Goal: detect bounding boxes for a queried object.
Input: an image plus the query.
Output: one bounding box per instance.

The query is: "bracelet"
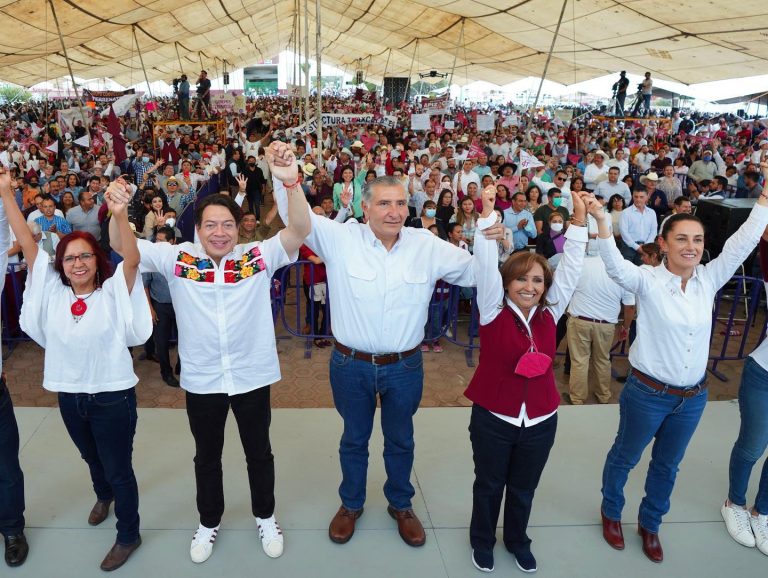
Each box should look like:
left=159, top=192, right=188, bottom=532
left=570, top=218, right=586, bottom=226
left=283, top=178, right=302, bottom=189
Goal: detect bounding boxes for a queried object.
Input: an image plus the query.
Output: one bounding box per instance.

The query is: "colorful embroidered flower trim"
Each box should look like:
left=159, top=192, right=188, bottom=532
left=224, top=246, right=266, bottom=284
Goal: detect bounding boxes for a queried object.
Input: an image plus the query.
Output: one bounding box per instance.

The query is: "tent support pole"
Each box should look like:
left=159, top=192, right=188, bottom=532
left=48, top=0, right=88, bottom=126
left=447, top=19, right=465, bottom=94
left=304, top=0, right=311, bottom=130
left=132, top=26, right=154, bottom=100
left=530, top=0, right=568, bottom=114
left=315, top=0, right=322, bottom=159
left=175, top=42, right=184, bottom=75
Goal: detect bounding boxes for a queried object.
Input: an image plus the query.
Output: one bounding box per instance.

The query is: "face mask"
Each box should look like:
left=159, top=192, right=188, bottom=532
left=550, top=222, right=564, bottom=233
left=233, top=143, right=239, bottom=149
left=703, top=155, right=712, bottom=163
left=142, top=156, right=149, bottom=163
left=248, top=162, right=256, bottom=168
left=425, top=208, right=436, bottom=218
left=165, top=217, right=176, bottom=228
left=552, top=197, right=563, bottom=208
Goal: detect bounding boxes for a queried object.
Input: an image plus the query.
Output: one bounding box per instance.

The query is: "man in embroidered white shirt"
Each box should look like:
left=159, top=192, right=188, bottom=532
left=271, top=146, right=505, bottom=548
left=108, top=143, right=310, bottom=565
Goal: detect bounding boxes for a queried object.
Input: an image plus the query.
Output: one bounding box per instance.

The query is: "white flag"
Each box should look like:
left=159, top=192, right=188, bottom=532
left=73, top=134, right=90, bottom=148
left=519, top=150, right=544, bottom=170
left=45, top=141, right=58, bottom=154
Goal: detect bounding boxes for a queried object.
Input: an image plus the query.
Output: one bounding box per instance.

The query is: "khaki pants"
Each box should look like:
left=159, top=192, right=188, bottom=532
left=567, top=316, right=615, bottom=404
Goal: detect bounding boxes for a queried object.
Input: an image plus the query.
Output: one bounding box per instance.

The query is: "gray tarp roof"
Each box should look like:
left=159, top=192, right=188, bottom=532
left=1, top=0, right=767, bottom=88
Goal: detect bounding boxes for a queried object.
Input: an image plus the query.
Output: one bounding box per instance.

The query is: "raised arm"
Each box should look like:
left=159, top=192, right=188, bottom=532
left=0, top=170, right=37, bottom=266
left=473, top=186, right=505, bottom=325
left=265, top=142, right=311, bottom=257
left=105, top=177, right=140, bottom=293
left=547, top=191, right=590, bottom=321
left=704, top=169, right=768, bottom=290
left=595, top=201, right=650, bottom=295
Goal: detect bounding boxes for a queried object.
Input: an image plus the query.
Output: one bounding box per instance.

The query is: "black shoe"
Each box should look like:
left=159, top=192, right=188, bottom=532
left=162, top=374, right=180, bottom=387
left=471, top=549, right=494, bottom=572
left=5, top=533, right=29, bottom=567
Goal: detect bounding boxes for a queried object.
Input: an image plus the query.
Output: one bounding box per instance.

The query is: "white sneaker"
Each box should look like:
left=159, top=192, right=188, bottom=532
left=256, top=515, right=284, bottom=558
left=751, top=513, right=768, bottom=555
left=190, top=523, right=219, bottom=563
left=721, top=501, right=755, bottom=547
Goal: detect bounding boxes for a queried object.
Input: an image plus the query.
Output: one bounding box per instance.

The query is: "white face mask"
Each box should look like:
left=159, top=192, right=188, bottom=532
left=165, top=217, right=176, bottom=228
left=550, top=222, right=564, bottom=233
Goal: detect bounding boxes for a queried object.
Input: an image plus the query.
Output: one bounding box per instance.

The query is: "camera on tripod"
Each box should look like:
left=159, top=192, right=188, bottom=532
left=172, top=78, right=181, bottom=94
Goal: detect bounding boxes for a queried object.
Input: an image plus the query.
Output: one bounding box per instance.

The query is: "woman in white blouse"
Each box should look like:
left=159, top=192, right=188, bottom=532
left=591, top=173, right=768, bottom=563
left=0, top=172, right=151, bottom=572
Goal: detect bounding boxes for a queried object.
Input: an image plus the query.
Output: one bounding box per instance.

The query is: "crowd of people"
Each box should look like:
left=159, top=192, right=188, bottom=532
left=0, top=85, right=767, bottom=572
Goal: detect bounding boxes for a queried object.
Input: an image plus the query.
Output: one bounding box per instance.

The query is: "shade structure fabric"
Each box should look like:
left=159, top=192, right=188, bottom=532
left=0, top=0, right=767, bottom=88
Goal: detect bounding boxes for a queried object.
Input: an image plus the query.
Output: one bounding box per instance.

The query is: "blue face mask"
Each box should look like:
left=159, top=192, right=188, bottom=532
left=552, top=197, right=563, bottom=208
left=425, top=208, right=436, bottom=218
left=703, top=155, right=712, bottom=163
left=142, top=156, right=149, bottom=163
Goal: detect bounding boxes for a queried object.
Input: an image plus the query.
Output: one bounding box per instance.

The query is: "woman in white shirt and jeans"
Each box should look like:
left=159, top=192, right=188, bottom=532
left=0, top=172, right=151, bottom=572
left=591, top=170, right=768, bottom=563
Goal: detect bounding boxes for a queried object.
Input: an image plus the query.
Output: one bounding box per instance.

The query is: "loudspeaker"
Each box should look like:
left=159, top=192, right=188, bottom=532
left=223, top=72, right=230, bottom=85
left=696, top=198, right=755, bottom=258
left=383, top=77, right=410, bottom=104
left=737, top=109, right=746, bottom=118
left=354, top=70, right=364, bottom=85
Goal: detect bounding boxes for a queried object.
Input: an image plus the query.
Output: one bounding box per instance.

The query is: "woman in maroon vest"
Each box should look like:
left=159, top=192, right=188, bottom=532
left=465, top=185, right=597, bottom=573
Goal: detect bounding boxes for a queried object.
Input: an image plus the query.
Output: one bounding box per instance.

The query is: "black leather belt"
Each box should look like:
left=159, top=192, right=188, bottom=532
left=574, top=315, right=611, bottom=324
left=335, top=342, right=420, bottom=366
left=630, top=367, right=707, bottom=398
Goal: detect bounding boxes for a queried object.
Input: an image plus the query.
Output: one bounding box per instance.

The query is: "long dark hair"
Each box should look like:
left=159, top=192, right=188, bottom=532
left=54, top=231, right=113, bottom=287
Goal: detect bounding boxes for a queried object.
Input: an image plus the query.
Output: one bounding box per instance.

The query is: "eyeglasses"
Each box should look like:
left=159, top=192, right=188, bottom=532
left=168, top=182, right=179, bottom=186
left=63, top=252, right=95, bottom=265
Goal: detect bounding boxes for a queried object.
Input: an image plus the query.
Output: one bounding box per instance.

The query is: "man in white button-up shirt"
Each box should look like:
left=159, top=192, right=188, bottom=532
left=619, top=190, right=657, bottom=265
left=272, top=149, right=504, bottom=547
left=109, top=144, right=310, bottom=564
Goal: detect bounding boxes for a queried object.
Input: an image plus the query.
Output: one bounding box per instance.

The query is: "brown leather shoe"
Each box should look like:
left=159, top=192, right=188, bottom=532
left=329, top=506, right=363, bottom=544
left=88, top=499, right=113, bottom=526
left=387, top=506, right=426, bottom=547
left=100, top=536, right=141, bottom=572
left=638, top=524, right=663, bottom=563
left=601, top=509, right=625, bottom=550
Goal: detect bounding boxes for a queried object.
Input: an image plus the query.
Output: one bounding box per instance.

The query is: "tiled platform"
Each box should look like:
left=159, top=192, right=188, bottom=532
left=6, top=403, right=767, bottom=577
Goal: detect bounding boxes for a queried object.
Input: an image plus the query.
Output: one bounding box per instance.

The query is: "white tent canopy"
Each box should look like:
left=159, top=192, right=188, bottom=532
left=1, top=0, right=767, bottom=88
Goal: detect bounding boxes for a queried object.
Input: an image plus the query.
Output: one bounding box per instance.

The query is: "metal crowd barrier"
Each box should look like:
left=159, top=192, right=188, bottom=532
left=3, top=261, right=765, bottom=379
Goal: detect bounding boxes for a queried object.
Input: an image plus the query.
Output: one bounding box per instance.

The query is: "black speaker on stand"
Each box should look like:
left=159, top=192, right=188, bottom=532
left=696, top=198, right=755, bottom=258
left=383, top=77, right=410, bottom=105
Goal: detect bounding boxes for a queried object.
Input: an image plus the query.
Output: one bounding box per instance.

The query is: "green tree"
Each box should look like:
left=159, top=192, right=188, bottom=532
left=0, top=84, right=31, bottom=105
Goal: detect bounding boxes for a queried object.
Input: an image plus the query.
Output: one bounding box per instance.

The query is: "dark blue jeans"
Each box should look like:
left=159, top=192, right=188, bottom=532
left=0, top=382, right=25, bottom=536
left=728, top=356, right=768, bottom=514
left=469, top=405, right=557, bottom=555
left=329, top=349, right=424, bottom=511
left=58, top=388, right=140, bottom=545
left=601, top=372, right=707, bottom=533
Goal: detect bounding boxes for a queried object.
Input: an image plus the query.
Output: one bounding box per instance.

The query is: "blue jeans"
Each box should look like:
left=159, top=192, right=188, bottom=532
left=0, top=382, right=25, bottom=536
left=601, top=372, right=707, bottom=533
left=58, top=388, right=140, bottom=545
left=329, top=348, right=424, bottom=511
left=728, top=356, right=768, bottom=514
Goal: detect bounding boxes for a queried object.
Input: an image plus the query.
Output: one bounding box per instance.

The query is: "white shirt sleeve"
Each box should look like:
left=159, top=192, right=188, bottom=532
left=547, top=224, right=588, bottom=321
left=473, top=214, right=505, bottom=326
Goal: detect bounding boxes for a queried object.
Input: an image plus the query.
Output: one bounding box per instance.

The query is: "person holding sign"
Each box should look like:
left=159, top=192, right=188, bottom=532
left=2, top=171, right=152, bottom=572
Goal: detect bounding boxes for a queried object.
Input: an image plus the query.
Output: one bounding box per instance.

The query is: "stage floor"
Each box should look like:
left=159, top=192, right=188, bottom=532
left=8, top=402, right=766, bottom=577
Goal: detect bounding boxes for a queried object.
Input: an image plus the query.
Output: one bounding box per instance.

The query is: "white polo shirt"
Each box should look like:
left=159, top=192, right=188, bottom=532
left=138, top=236, right=295, bottom=394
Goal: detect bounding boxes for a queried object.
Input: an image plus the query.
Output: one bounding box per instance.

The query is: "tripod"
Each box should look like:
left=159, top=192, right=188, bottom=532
left=192, top=94, right=212, bottom=120
left=628, top=89, right=644, bottom=117
left=608, top=88, right=625, bottom=117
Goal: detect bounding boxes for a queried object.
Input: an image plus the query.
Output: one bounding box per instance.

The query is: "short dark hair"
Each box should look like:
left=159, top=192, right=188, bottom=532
left=744, top=171, right=760, bottom=184
left=661, top=213, right=703, bottom=240
left=673, top=195, right=692, bottom=207
left=194, top=193, right=242, bottom=227
left=155, top=226, right=176, bottom=242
